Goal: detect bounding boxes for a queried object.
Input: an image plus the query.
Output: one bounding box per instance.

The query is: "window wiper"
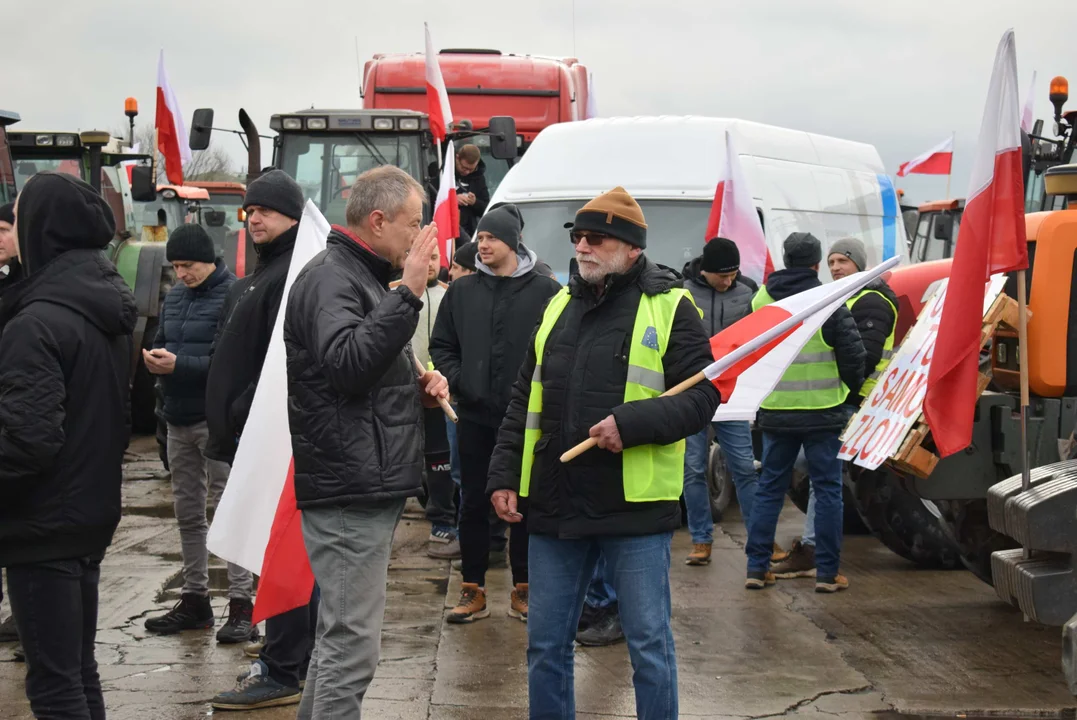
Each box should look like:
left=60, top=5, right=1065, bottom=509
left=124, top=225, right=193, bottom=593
left=352, top=133, right=390, bottom=167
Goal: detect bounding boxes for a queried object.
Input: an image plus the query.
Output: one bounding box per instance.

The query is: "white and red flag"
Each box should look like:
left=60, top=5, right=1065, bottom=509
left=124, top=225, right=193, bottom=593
left=707, top=257, right=901, bottom=420
left=433, top=140, right=459, bottom=268
left=155, top=50, right=192, bottom=186
left=424, top=23, right=453, bottom=143
left=207, top=200, right=330, bottom=624
left=896, top=135, right=954, bottom=177
left=924, top=29, right=1028, bottom=458
left=705, top=130, right=773, bottom=283
left=1021, top=70, right=1037, bottom=133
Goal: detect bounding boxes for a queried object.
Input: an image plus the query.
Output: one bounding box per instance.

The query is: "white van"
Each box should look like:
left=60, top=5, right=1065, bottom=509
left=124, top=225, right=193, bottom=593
left=487, top=116, right=909, bottom=282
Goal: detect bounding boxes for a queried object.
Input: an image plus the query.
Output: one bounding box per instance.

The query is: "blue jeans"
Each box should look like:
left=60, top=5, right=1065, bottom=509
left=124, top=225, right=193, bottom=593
left=583, top=554, right=616, bottom=609
left=528, top=533, right=677, bottom=720
left=746, top=431, right=843, bottom=579
left=683, top=421, right=759, bottom=543
left=803, top=488, right=817, bottom=546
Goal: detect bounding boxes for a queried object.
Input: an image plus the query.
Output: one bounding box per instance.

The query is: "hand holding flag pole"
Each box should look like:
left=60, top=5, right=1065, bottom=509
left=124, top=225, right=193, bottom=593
left=414, top=355, right=458, bottom=423
left=559, top=258, right=901, bottom=463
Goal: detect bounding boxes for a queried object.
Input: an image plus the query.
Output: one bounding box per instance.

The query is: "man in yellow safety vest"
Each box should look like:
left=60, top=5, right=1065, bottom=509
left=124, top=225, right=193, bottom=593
left=486, top=187, right=720, bottom=719
left=771, top=237, right=898, bottom=580
left=744, top=232, right=865, bottom=594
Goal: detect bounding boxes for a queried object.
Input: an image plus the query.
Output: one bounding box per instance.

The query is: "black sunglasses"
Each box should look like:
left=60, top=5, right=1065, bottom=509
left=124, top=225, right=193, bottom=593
left=570, top=230, right=612, bottom=246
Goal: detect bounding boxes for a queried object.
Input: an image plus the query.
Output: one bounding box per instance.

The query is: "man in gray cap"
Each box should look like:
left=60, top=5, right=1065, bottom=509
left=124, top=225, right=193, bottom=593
left=772, top=237, right=898, bottom=579
left=743, top=232, right=865, bottom=594
left=431, top=203, right=560, bottom=625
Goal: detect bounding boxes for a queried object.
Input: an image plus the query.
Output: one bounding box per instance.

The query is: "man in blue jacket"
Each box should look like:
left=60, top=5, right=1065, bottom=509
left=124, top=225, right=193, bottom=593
left=141, top=225, right=256, bottom=644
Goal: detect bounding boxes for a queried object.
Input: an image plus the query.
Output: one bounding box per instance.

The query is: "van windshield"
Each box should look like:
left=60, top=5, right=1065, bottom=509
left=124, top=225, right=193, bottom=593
left=512, top=199, right=712, bottom=282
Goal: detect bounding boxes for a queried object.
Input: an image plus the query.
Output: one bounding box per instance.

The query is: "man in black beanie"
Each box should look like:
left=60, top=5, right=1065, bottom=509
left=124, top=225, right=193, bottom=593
left=450, top=240, right=478, bottom=280
left=679, top=237, right=760, bottom=567
left=431, top=202, right=560, bottom=624
left=0, top=202, right=18, bottom=287
left=206, top=169, right=313, bottom=711
left=142, top=225, right=256, bottom=645
left=744, top=232, right=865, bottom=595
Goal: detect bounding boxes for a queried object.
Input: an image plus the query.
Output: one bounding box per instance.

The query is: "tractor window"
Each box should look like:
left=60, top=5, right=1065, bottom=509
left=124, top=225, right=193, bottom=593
left=13, top=157, right=83, bottom=190
left=0, top=129, right=14, bottom=203
left=912, top=214, right=931, bottom=261
left=279, top=133, right=423, bottom=226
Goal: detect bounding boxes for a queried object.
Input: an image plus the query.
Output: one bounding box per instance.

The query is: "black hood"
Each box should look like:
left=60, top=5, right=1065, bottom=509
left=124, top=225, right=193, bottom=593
left=15, top=172, right=116, bottom=276
left=764, top=266, right=821, bottom=301
left=867, top=276, right=899, bottom=308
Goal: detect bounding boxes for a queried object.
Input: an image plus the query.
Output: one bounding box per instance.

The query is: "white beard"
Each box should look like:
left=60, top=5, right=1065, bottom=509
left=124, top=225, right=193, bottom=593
left=576, top=250, right=634, bottom=283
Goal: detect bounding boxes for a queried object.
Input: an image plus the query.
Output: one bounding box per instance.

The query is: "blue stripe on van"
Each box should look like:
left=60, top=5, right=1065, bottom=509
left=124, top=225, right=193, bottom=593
left=877, top=174, right=898, bottom=260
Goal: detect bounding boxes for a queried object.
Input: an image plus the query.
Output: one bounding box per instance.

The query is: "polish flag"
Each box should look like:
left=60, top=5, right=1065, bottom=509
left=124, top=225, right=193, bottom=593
left=897, top=135, right=954, bottom=177
left=708, top=257, right=901, bottom=420
left=705, top=130, right=773, bottom=283
left=207, top=200, right=330, bottom=623
left=425, top=23, right=453, bottom=143
left=433, top=140, right=459, bottom=268
left=924, top=29, right=1028, bottom=458
left=155, top=50, right=192, bottom=186
left=1021, top=70, right=1037, bottom=133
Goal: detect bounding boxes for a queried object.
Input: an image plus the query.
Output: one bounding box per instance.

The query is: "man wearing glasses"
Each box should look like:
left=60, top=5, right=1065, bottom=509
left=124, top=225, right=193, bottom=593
left=486, top=187, right=720, bottom=719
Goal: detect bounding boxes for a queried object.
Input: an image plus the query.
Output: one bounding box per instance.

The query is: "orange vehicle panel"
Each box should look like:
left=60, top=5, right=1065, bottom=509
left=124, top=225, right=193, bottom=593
left=1026, top=209, right=1077, bottom=396
left=189, top=181, right=245, bottom=195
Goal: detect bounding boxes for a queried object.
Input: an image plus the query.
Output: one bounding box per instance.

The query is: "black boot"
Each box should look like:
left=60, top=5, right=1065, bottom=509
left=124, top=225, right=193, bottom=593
left=217, top=598, right=259, bottom=644
left=0, top=614, right=18, bottom=643
left=144, top=593, right=214, bottom=634
left=575, top=606, right=625, bottom=647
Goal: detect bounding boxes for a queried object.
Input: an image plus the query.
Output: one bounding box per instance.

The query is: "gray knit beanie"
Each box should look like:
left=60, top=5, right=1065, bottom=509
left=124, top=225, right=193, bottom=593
left=828, top=237, right=867, bottom=272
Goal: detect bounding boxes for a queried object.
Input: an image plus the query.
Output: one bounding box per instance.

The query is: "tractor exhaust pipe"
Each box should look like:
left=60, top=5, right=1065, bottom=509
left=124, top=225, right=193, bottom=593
left=239, top=108, right=262, bottom=185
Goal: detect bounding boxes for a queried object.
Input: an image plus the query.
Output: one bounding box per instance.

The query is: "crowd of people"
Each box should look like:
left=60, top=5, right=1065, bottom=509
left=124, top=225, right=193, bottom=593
left=0, top=144, right=898, bottom=718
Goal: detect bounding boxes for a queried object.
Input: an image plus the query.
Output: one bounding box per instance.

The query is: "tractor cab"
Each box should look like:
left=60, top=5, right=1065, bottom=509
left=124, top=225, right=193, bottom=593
left=908, top=198, right=963, bottom=263
left=0, top=110, right=18, bottom=204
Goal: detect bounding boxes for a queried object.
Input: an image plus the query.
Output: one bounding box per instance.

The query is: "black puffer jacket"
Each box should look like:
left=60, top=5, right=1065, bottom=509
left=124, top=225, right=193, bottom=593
left=456, top=159, right=490, bottom=236
left=681, top=256, right=758, bottom=336
left=430, top=245, right=561, bottom=429
left=487, top=256, right=721, bottom=538
left=754, top=267, right=866, bottom=433
left=0, top=173, right=137, bottom=567
left=849, top=277, right=898, bottom=402
left=284, top=227, right=424, bottom=508
left=154, top=260, right=235, bottom=426
left=205, top=225, right=296, bottom=463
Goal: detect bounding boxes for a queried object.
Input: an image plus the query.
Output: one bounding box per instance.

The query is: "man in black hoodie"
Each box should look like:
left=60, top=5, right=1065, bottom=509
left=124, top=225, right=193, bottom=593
left=0, top=172, right=137, bottom=719
left=772, top=236, right=898, bottom=579
left=208, top=170, right=313, bottom=712
left=431, top=203, right=560, bottom=625
left=743, top=232, right=865, bottom=594
left=455, top=144, right=489, bottom=236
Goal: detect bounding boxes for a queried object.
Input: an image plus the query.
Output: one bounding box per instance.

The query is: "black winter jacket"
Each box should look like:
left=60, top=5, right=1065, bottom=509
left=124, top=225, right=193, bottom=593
left=849, top=278, right=898, bottom=403
left=205, top=225, right=296, bottom=463
left=430, top=246, right=561, bottom=429
left=0, top=173, right=137, bottom=567
left=154, top=261, right=236, bottom=426
left=487, top=257, right=721, bottom=538
left=754, top=267, right=866, bottom=433
left=681, top=257, right=758, bottom=336
left=284, top=228, right=425, bottom=508
left=456, top=159, right=490, bottom=236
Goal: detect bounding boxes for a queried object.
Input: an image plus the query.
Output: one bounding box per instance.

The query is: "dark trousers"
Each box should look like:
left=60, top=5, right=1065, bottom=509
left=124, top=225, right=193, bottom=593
left=7, top=553, right=105, bottom=720
left=458, top=419, right=528, bottom=586
left=261, top=587, right=319, bottom=689
left=424, top=407, right=457, bottom=529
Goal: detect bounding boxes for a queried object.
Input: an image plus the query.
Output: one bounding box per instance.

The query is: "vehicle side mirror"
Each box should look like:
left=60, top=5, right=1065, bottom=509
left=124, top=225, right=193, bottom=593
left=933, top=213, right=954, bottom=241
left=130, top=165, right=157, bottom=202
left=237, top=207, right=247, bottom=223
left=488, top=116, right=517, bottom=160
left=190, top=108, right=214, bottom=151
left=205, top=210, right=227, bottom=227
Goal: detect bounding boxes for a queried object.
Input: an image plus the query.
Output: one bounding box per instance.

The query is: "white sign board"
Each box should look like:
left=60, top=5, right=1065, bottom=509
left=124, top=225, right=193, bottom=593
left=838, top=274, right=1007, bottom=470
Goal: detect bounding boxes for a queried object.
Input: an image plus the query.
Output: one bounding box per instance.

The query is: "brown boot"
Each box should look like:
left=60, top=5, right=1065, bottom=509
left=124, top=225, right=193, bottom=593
left=509, top=583, right=528, bottom=622
left=685, top=543, right=712, bottom=566
left=771, top=540, right=817, bottom=579
left=447, top=583, right=489, bottom=624
left=771, top=542, right=788, bottom=562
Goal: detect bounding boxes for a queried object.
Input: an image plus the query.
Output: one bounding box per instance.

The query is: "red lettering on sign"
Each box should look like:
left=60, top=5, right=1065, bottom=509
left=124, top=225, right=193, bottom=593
left=881, top=369, right=908, bottom=409
left=841, top=414, right=874, bottom=456
left=900, top=375, right=928, bottom=418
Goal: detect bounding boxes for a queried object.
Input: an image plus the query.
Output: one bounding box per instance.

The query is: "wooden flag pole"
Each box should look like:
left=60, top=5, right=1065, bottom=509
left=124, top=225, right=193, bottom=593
left=415, top=355, right=458, bottom=423
left=1018, top=269, right=1031, bottom=493
left=559, top=371, right=706, bottom=463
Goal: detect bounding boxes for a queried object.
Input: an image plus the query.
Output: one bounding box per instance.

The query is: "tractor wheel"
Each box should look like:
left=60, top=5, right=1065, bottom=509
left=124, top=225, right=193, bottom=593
left=707, top=443, right=736, bottom=522
left=933, top=499, right=1017, bottom=584
left=852, top=466, right=963, bottom=569
left=788, top=462, right=872, bottom=535
left=130, top=318, right=159, bottom=435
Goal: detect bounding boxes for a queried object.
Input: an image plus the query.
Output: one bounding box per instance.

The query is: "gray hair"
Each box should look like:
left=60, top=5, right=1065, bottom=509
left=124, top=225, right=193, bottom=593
left=344, top=165, right=426, bottom=227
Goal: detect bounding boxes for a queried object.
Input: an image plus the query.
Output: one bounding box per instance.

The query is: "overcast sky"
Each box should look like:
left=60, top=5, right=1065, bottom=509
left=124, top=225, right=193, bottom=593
left=5, top=0, right=1074, bottom=204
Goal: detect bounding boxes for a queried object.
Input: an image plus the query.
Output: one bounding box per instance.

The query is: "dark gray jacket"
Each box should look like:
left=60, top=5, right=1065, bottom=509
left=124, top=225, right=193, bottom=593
left=284, top=228, right=424, bottom=508
left=681, top=256, right=758, bottom=336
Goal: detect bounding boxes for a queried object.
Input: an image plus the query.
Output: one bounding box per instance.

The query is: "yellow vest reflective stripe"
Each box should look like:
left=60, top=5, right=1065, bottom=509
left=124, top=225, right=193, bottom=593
left=520, top=288, right=699, bottom=502
left=752, top=287, right=848, bottom=410
left=846, top=289, right=897, bottom=396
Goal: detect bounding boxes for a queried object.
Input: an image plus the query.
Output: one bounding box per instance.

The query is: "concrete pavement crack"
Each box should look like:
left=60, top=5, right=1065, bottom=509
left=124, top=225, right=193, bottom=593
left=747, top=685, right=873, bottom=719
